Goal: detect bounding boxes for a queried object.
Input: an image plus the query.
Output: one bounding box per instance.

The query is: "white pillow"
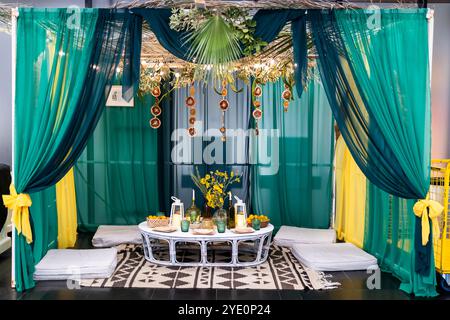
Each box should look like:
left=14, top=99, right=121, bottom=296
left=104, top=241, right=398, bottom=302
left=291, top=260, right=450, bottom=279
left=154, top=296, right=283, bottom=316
left=34, top=248, right=117, bottom=280
left=92, top=225, right=142, bottom=247
left=273, top=225, right=336, bottom=247
left=292, top=243, right=378, bottom=271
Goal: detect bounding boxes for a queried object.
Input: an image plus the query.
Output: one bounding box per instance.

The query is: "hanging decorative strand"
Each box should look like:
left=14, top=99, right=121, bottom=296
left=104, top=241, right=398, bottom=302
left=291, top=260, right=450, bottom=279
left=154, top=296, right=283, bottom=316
left=219, top=79, right=229, bottom=142
left=150, top=86, right=162, bottom=129
left=282, top=84, right=292, bottom=112
left=252, top=81, right=262, bottom=136
left=186, top=83, right=197, bottom=137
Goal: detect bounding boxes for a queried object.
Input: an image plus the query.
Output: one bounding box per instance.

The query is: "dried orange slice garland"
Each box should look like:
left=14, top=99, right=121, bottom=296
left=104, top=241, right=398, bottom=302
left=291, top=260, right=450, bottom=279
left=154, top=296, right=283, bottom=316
left=219, top=79, right=229, bottom=142
left=252, top=83, right=262, bottom=135
left=148, top=81, right=291, bottom=132
left=282, top=84, right=291, bottom=112
left=150, top=86, right=162, bottom=129
left=186, top=83, right=197, bottom=137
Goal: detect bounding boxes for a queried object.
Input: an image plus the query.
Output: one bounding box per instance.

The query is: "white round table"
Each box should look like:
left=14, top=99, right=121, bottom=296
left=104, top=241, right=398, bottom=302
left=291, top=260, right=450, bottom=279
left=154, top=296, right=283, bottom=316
left=138, top=222, right=274, bottom=267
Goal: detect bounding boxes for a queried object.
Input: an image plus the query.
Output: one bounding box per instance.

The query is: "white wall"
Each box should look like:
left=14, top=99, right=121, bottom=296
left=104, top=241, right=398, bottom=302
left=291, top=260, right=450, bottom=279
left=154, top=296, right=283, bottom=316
left=0, top=31, right=11, bottom=166
left=430, top=4, right=450, bottom=158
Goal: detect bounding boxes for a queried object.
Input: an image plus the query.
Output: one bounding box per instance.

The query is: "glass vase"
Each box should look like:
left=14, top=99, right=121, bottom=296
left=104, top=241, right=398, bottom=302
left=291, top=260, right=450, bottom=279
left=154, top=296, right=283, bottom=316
left=203, top=202, right=213, bottom=219
left=212, top=207, right=228, bottom=227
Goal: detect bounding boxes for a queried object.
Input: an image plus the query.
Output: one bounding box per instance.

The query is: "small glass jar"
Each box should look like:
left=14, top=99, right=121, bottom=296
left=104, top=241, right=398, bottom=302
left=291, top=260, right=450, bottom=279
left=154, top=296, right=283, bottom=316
left=213, top=207, right=228, bottom=227
left=216, top=220, right=226, bottom=233
left=181, top=219, right=190, bottom=232
left=252, top=218, right=261, bottom=231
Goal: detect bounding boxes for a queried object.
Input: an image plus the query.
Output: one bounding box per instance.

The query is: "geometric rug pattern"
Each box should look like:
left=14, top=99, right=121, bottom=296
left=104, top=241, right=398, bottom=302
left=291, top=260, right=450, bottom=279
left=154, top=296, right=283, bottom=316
left=81, top=244, right=340, bottom=290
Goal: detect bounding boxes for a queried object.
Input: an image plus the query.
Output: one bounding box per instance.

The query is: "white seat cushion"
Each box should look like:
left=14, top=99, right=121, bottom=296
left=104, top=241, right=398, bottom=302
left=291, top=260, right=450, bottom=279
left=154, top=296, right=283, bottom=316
left=273, top=226, right=336, bottom=247
left=291, top=243, right=378, bottom=271
left=92, top=225, right=142, bottom=247
left=33, top=248, right=117, bottom=280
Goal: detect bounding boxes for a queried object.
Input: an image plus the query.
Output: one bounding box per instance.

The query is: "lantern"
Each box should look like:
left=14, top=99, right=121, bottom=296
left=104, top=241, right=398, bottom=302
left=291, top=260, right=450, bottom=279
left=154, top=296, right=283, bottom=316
left=234, top=195, right=247, bottom=228
left=170, top=196, right=184, bottom=229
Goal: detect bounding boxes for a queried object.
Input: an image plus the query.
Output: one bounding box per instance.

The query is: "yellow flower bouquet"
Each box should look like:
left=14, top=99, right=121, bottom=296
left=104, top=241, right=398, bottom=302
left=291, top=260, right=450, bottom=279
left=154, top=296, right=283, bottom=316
left=191, top=167, right=241, bottom=209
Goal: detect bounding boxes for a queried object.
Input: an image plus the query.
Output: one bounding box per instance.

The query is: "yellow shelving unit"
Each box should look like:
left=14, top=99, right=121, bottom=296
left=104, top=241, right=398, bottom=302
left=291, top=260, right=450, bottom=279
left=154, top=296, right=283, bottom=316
left=429, top=159, right=450, bottom=290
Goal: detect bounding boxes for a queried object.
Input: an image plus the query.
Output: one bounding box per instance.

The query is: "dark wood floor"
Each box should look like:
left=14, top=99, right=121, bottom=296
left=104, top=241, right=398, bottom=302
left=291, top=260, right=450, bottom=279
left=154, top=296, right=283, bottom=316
left=0, top=233, right=445, bottom=300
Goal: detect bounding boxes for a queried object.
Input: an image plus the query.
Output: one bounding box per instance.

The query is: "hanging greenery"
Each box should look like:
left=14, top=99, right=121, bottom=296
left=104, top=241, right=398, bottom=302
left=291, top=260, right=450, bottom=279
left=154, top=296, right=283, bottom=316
left=221, top=7, right=268, bottom=56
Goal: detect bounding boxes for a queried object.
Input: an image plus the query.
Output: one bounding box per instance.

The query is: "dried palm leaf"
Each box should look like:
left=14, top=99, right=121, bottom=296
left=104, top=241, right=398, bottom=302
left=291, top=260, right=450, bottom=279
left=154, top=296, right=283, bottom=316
left=185, top=14, right=242, bottom=66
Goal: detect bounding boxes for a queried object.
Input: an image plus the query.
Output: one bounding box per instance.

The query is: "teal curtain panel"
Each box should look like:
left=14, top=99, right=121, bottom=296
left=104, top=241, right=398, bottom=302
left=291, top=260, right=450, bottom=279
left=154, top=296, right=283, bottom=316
left=308, top=9, right=431, bottom=199
left=75, top=93, right=160, bottom=231
left=14, top=8, right=98, bottom=292
left=14, top=8, right=131, bottom=291
left=363, top=182, right=437, bottom=297
left=251, top=77, right=334, bottom=229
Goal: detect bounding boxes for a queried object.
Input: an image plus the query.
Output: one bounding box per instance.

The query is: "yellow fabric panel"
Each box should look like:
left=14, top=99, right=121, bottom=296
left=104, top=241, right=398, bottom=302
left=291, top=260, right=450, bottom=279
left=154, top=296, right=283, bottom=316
left=56, top=168, right=78, bottom=248
left=335, top=135, right=366, bottom=248
left=335, top=136, right=346, bottom=240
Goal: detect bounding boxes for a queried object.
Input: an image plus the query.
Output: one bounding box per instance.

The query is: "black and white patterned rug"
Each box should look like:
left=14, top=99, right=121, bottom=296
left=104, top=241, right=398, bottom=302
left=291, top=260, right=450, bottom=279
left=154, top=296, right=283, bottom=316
left=82, top=244, right=340, bottom=290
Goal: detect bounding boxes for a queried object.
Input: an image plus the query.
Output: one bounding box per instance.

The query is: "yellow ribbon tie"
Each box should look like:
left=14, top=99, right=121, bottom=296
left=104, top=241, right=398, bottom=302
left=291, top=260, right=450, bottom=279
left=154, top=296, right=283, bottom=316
left=413, top=199, right=443, bottom=246
left=2, top=184, right=33, bottom=244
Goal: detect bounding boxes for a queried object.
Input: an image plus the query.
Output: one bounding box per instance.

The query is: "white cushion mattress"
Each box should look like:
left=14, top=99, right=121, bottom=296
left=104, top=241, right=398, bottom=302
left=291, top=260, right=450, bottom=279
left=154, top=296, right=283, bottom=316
left=92, top=225, right=142, bottom=247
left=292, top=243, right=378, bottom=271
left=33, top=248, right=117, bottom=280
left=274, top=226, right=336, bottom=247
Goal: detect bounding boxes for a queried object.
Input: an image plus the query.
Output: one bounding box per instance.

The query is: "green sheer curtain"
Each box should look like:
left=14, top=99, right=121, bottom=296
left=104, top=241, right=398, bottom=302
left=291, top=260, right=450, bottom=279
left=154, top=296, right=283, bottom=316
left=251, top=77, right=334, bottom=229
left=13, top=8, right=135, bottom=291
left=310, top=9, right=431, bottom=199
left=75, top=93, right=160, bottom=231
left=15, top=9, right=98, bottom=193
left=29, top=187, right=58, bottom=264
left=363, top=182, right=437, bottom=297
left=14, top=8, right=98, bottom=292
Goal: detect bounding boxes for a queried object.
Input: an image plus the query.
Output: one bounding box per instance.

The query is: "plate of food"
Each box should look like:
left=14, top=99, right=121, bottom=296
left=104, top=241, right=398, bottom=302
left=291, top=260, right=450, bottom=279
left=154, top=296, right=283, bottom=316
left=232, top=227, right=255, bottom=234
left=152, top=225, right=178, bottom=233
left=191, top=228, right=216, bottom=235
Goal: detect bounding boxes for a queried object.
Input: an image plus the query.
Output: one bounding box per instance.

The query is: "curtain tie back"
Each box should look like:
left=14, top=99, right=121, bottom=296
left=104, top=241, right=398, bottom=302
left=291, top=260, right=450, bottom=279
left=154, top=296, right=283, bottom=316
left=2, top=184, right=33, bottom=243
left=413, top=199, right=443, bottom=246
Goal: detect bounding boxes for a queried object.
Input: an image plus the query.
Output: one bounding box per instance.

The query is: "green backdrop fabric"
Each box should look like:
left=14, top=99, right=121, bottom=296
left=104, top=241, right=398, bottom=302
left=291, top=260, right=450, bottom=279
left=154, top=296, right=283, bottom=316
left=251, top=77, right=334, bottom=229
left=14, top=8, right=99, bottom=292
left=310, top=9, right=431, bottom=199
left=15, top=8, right=98, bottom=192
left=29, top=187, right=58, bottom=265
left=75, top=93, right=160, bottom=231
left=363, top=182, right=437, bottom=297
left=14, top=8, right=134, bottom=291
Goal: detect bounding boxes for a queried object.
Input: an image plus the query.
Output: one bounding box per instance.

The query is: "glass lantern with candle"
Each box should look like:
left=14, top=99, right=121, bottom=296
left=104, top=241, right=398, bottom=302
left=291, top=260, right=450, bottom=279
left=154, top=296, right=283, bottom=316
left=169, top=196, right=184, bottom=229
left=234, top=196, right=247, bottom=228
